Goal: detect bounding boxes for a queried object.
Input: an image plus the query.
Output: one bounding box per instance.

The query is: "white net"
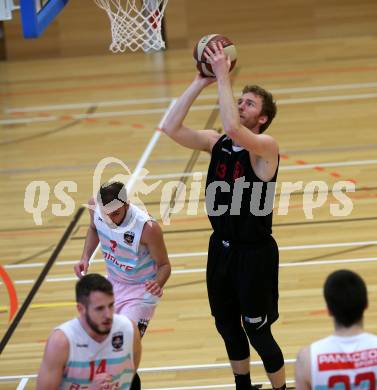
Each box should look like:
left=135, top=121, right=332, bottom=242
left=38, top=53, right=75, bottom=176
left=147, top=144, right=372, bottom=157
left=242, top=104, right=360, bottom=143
left=94, top=0, right=169, bottom=53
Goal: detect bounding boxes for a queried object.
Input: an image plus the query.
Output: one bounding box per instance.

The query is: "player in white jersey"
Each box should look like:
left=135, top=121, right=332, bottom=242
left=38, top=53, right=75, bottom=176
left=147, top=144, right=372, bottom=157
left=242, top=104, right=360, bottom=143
left=295, top=269, right=377, bottom=390
left=74, top=181, right=171, bottom=333
left=37, top=273, right=141, bottom=390
left=74, top=181, right=171, bottom=390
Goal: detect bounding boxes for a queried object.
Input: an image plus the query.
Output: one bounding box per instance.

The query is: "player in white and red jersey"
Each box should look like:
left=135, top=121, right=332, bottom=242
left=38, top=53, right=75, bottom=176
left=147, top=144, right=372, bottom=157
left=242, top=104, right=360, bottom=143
left=74, top=181, right=171, bottom=335
left=37, top=273, right=141, bottom=390
left=295, top=269, right=377, bottom=390
left=74, top=181, right=171, bottom=390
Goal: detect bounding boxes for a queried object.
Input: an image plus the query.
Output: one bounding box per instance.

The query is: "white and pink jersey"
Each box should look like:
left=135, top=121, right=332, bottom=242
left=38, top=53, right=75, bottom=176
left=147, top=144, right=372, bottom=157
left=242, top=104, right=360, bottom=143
left=94, top=203, right=157, bottom=284
left=57, top=314, right=135, bottom=390
left=311, top=332, right=377, bottom=390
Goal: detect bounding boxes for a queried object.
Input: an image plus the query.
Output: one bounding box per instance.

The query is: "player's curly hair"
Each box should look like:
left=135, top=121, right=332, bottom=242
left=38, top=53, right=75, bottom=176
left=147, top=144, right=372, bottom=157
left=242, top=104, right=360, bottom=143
left=242, top=85, right=277, bottom=133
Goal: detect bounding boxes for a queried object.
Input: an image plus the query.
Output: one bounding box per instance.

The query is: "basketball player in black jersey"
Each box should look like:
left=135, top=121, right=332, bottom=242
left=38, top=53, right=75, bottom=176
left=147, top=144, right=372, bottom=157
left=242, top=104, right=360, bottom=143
left=162, top=41, right=286, bottom=390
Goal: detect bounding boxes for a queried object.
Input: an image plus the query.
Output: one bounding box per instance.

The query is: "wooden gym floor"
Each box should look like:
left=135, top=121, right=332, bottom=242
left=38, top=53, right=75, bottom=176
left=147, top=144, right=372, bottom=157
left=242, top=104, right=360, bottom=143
left=0, top=34, right=377, bottom=389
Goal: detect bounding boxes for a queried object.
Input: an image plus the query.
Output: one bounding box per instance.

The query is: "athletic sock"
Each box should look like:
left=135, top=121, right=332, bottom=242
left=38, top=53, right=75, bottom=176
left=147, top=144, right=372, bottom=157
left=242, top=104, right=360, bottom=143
left=234, top=372, right=252, bottom=390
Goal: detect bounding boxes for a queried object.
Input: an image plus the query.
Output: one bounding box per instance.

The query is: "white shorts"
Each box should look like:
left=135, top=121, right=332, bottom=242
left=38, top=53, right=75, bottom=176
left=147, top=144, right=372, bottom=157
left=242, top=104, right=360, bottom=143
left=109, top=277, right=158, bottom=334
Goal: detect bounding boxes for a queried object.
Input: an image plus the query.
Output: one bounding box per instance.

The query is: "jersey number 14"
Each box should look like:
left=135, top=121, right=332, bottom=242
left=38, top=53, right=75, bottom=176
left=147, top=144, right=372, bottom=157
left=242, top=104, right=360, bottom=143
left=89, top=359, right=107, bottom=380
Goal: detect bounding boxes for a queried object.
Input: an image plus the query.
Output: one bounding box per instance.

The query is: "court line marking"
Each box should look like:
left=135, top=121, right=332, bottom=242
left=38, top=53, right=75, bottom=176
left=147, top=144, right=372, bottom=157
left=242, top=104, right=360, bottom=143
left=127, top=99, right=177, bottom=191
left=0, top=116, right=59, bottom=125
left=1, top=143, right=377, bottom=176
left=2, top=63, right=377, bottom=98
left=4, top=81, right=377, bottom=113
left=2, top=257, right=376, bottom=285
left=15, top=377, right=29, bottom=390
left=0, top=360, right=296, bottom=382
left=2, top=157, right=377, bottom=177
left=170, top=257, right=377, bottom=274
left=2, top=92, right=377, bottom=126
left=3, top=240, right=377, bottom=270
left=0, top=266, right=18, bottom=320
left=0, top=301, right=76, bottom=310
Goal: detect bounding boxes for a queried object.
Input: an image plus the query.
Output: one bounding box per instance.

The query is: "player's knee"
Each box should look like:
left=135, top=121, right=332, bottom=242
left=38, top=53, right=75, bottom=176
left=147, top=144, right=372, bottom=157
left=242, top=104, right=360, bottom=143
left=137, top=319, right=149, bottom=337
left=215, top=316, right=249, bottom=360
left=242, top=321, right=284, bottom=373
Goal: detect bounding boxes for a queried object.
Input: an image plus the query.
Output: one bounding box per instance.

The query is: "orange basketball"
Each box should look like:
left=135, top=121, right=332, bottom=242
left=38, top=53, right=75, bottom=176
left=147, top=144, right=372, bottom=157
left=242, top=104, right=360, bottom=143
left=193, top=34, right=237, bottom=77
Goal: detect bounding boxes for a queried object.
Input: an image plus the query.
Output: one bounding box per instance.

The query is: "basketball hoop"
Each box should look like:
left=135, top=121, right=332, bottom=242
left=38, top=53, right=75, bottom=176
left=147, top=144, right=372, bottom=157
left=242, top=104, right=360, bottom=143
left=94, top=0, right=169, bottom=53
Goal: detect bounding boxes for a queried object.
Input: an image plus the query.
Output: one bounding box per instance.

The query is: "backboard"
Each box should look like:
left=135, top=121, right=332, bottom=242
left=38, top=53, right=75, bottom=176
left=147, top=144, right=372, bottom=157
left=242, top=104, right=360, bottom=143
left=0, top=0, right=69, bottom=38
left=20, top=0, right=69, bottom=38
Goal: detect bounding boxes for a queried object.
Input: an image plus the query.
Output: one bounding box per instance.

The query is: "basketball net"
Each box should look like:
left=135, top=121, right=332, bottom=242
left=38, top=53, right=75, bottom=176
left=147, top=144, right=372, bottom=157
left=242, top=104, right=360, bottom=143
left=94, top=0, right=169, bottom=53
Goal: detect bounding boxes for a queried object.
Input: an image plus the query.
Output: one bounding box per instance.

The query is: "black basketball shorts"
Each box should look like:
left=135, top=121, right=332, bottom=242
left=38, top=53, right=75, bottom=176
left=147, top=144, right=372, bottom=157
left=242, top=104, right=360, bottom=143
left=206, top=233, right=280, bottom=327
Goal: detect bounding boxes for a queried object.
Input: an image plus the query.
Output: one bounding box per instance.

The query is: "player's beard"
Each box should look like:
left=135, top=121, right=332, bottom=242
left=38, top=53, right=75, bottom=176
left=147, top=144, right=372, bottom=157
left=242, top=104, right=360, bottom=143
left=240, top=115, right=259, bottom=131
left=85, top=312, right=112, bottom=335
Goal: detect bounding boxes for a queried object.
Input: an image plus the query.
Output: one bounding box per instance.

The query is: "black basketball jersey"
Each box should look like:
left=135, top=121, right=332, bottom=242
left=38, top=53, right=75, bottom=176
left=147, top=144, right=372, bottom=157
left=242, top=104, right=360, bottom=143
left=205, top=135, right=279, bottom=243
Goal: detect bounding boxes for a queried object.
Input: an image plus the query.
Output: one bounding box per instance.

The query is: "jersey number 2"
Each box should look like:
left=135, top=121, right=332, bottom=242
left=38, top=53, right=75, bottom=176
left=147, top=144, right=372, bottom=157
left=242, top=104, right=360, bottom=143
left=329, top=372, right=375, bottom=389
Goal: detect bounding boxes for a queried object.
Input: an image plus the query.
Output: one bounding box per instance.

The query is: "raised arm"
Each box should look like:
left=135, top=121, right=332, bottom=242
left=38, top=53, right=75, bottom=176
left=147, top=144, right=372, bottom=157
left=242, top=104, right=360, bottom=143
left=36, top=330, right=69, bottom=390
left=205, top=43, right=279, bottom=168
left=161, top=75, right=221, bottom=153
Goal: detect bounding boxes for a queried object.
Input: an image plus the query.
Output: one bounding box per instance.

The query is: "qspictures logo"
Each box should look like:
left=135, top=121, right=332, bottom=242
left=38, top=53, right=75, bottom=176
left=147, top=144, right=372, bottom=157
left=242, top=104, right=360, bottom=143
left=23, top=157, right=356, bottom=227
